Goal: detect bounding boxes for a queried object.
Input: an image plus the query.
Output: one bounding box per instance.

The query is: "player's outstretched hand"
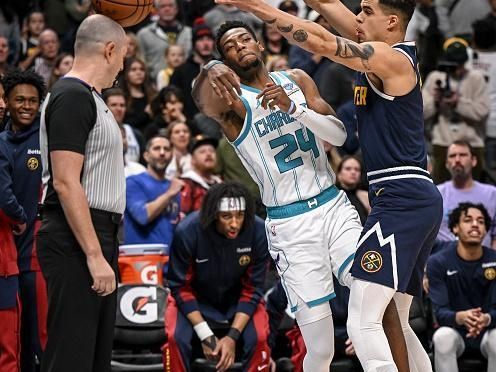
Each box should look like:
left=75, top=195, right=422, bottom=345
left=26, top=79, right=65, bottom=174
left=256, top=83, right=292, bottom=112
left=207, top=63, right=241, bottom=106
left=87, top=254, right=116, bottom=296
left=213, top=336, right=236, bottom=372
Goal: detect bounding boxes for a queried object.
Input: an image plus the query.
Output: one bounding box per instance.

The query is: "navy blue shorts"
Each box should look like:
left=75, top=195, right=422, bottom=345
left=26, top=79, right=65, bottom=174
left=351, top=178, right=443, bottom=297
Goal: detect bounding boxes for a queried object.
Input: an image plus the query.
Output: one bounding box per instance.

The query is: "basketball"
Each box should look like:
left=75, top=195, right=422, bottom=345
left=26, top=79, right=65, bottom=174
left=91, top=0, right=154, bottom=28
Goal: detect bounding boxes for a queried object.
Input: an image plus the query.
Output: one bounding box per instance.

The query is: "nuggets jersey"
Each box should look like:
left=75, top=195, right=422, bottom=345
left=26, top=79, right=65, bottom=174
left=354, top=42, right=428, bottom=178
left=231, top=71, right=335, bottom=207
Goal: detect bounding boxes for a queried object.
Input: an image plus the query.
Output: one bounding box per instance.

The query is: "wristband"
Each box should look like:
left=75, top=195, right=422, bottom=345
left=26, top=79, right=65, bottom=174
left=285, top=100, right=296, bottom=114
left=226, top=327, right=241, bottom=342
left=193, top=321, right=214, bottom=341
left=203, top=59, right=223, bottom=71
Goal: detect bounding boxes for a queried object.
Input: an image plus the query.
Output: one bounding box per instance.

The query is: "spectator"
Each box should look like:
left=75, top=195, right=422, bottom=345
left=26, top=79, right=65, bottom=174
left=0, top=36, right=11, bottom=77
left=0, top=77, right=23, bottom=372
left=427, top=202, right=496, bottom=372
left=266, top=55, right=289, bottom=72
left=336, top=156, right=370, bottom=225
left=18, top=10, right=46, bottom=72
left=180, top=135, right=222, bottom=215
left=261, top=23, right=290, bottom=65
left=125, top=31, right=143, bottom=60
left=145, top=85, right=188, bottom=141
left=204, top=4, right=262, bottom=34
left=437, top=140, right=496, bottom=249
left=0, top=3, right=20, bottom=65
left=0, top=69, right=48, bottom=372
left=423, top=38, right=490, bottom=183
left=435, top=0, right=490, bottom=40
left=119, top=56, right=156, bottom=133
left=319, top=63, right=355, bottom=111
left=277, top=0, right=299, bottom=16
left=137, top=0, right=192, bottom=80
left=468, top=18, right=496, bottom=170
left=47, top=52, right=73, bottom=90
left=164, top=182, right=271, bottom=372
left=118, top=124, right=146, bottom=178
left=335, top=91, right=360, bottom=156
left=124, top=135, right=183, bottom=245
left=486, top=0, right=496, bottom=26
left=156, top=44, right=186, bottom=90
left=165, top=120, right=192, bottom=179
left=33, top=29, right=60, bottom=85
left=103, top=88, right=145, bottom=164
left=170, top=19, right=215, bottom=120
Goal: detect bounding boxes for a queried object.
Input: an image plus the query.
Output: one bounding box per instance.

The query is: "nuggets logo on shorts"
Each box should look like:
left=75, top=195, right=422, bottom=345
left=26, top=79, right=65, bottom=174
left=27, top=157, right=39, bottom=170
left=484, top=268, right=496, bottom=281
left=361, top=251, right=383, bottom=273
left=239, top=255, right=251, bottom=266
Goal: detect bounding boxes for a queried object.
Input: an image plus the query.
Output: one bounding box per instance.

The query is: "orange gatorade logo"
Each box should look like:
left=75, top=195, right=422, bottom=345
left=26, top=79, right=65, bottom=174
left=354, top=86, right=367, bottom=106
left=361, top=251, right=383, bottom=273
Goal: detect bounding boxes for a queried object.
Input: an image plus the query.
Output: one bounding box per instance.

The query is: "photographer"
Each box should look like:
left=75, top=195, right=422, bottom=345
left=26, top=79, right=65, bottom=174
left=423, top=38, right=490, bottom=184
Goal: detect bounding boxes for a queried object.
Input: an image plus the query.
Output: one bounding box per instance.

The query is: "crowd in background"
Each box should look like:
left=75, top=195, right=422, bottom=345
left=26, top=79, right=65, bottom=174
left=1, top=0, right=496, bottom=370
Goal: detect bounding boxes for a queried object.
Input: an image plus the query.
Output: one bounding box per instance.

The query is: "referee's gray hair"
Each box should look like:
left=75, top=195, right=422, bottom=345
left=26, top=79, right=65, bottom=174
left=74, top=14, right=126, bottom=56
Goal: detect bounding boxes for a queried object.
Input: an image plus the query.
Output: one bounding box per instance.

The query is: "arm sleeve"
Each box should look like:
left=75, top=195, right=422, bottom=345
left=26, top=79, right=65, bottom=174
left=45, top=85, right=96, bottom=154
left=455, top=73, right=490, bottom=122
left=426, top=255, right=457, bottom=327
left=0, top=142, right=26, bottom=223
left=236, top=221, right=269, bottom=316
left=167, top=223, right=200, bottom=315
left=125, top=177, right=151, bottom=225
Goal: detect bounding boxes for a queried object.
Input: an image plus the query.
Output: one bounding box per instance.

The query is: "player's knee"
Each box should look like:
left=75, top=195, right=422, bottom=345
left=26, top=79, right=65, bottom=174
left=306, top=341, right=334, bottom=365
left=486, top=329, right=496, bottom=353
left=433, top=327, right=459, bottom=355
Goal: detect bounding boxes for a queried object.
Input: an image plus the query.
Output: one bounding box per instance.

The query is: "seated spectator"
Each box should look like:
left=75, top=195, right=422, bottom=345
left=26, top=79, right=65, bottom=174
left=125, top=31, right=143, bottom=61
left=266, top=55, right=289, bottom=72
left=103, top=88, right=145, bottom=164
left=437, top=140, right=496, bottom=249
left=180, top=135, right=222, bottom=215
left=145, top=85, right=188, bottom=141
left=18, top=10, right=45, bottom=72
left=165, top=120, right=192, bottom=180
left=32, top=29, right=59, bottom=85
left=422, top=38, right=490, bottom=184
left=156, top=44, right=186, bottom=91
left=119, top=124, right=146, bottom=178
left=261, top=23, right=290, bottom=65
left=124, top=135, right=183, bottom=246
left=0, top=35, right=12, bottom=77
left=336, top=156, right=370, bottom=225
left=47, top=52, right=73, bottom=90
left=164, top=182, right=271, bottom=372
left=427, top=202, right=496, bottom=372
left=203, top=4, right=262, bottom=35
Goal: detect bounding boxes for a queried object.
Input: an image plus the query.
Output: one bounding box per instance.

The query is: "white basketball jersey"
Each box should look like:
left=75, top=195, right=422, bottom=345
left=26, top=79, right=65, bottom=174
left=231, top=71, right=336, bottom=207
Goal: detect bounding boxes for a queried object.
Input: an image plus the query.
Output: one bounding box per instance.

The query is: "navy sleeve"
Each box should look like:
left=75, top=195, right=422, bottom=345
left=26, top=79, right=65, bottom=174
left=0, top=140, right=26, bottom=223
left=167, top=219, right=200, bottom=315
left=426, top=254, right=457, bottom=327
left=236, top=218, right=269, bottom=316
left=45, top=82, right=96, bottom=154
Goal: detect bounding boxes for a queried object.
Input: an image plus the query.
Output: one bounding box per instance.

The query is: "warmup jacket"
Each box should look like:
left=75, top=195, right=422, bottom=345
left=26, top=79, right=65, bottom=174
left=168, top=212, right=269, bottom=317
left=0, top=119, right=42, bottom=272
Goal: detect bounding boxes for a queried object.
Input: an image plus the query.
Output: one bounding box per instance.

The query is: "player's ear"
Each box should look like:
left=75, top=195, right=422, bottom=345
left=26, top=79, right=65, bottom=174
left=257, top=41, right=264, bottom=53
left=471, top=154, right=477, bottom=168
left=387, top=14, right=400, bottom=32
left=452, top=224, right=459, bottom=236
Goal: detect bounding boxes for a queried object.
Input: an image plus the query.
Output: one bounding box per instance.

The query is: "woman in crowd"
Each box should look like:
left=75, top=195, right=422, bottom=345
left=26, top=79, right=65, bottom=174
left=47, top=52, right=73, bottom=90
left=165, top=120, right=192, bottom=180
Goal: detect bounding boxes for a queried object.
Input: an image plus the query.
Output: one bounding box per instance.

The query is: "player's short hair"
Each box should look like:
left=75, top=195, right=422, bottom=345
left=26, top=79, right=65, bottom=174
left=102, top=87, right=126, bottom=104
left=2, top=68, right=46, bottom=101
left=215, top=21, right=259, bottom=59
left=378, top=0, right=416, bottom=28
left=200, top=181, right=255, bottom=230
left=448, top=140, right=474, bottom=157
left=74, top=14, right=126, bottom=57
left=448, top=202, right=492, bottom=234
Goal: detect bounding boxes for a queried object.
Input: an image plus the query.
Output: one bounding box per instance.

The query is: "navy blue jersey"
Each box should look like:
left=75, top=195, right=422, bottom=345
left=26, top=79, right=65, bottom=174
left=427, top=246, right=496, bottom=346
left=354, top=42, right=427, bottom=175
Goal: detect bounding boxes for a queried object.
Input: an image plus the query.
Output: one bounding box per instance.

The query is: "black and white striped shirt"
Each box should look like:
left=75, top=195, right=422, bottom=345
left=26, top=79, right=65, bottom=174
left=40, top=78, right=126, bottom=214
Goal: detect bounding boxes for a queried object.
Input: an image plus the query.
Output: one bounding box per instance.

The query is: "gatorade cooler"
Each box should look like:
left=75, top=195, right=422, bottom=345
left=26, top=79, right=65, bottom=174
left=118, top=244, right=169, bottom=285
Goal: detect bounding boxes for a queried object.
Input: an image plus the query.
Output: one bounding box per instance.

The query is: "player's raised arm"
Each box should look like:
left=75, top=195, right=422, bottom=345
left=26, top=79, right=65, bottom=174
left=303, top=0, right=359, bottom=41
left=215, top=0, right=406, bottom=80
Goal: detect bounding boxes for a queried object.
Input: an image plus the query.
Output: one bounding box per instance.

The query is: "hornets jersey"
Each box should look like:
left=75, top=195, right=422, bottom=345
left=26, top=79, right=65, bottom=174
left=231, top=71, right=336, bottom=207
left=354, top=42, right=428, bottom=179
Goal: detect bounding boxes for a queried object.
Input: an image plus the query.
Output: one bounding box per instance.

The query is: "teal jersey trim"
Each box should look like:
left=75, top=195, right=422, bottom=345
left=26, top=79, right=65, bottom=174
left=233, top=95, right=253, bottom=147
left=338, top=253, right=355, bottom=281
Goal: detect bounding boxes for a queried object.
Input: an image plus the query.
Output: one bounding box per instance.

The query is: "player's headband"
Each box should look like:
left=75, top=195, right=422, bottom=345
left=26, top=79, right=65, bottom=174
left=218, top=197, right=246, bottom=212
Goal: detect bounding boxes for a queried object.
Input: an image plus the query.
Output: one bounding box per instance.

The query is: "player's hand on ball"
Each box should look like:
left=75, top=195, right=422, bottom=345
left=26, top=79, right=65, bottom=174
left=257, top=83, right=292, bottom=112
left=206, top=63, right=241, bottom=106
left=87, top=254, right=116, bottom=296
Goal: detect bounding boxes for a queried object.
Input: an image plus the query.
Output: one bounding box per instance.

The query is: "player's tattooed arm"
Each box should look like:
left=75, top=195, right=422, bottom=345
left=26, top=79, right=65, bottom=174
left=335, top=36, right=374, bottom=70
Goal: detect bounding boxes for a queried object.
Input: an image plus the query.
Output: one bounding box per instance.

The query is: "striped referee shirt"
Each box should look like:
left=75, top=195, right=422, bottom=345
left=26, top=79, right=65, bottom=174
left=40, top=77, right=126, bottom=214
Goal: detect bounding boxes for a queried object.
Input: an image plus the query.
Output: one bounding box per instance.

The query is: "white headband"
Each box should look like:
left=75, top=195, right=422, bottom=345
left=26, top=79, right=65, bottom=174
left=218, top=197, right=246, bottom=212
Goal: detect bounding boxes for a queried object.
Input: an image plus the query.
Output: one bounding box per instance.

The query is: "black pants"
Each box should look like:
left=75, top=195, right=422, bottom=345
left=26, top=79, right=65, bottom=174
left=37, top=207, right=120, bottom=372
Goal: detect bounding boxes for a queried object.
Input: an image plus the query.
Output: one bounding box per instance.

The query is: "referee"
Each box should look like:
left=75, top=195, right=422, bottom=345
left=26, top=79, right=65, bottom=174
left=37, top=15, right=127, bottom=372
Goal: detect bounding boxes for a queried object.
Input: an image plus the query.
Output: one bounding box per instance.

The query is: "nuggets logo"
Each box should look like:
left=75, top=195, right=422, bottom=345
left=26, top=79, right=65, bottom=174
left=27, top=157, right=39, bottom=170
left=239, top=254, right=251, bottom=266
left=484, top=268, right=496, bottom=280
left=361, top=251, right=383, bottom=273
left=354, top=86, right=367, bottom=106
